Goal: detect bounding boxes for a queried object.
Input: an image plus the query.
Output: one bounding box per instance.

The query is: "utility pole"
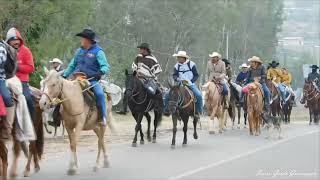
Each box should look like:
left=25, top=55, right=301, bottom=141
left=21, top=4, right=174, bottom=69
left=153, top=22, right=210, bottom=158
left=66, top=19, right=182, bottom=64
left=226, top=29, right=229, bottom=59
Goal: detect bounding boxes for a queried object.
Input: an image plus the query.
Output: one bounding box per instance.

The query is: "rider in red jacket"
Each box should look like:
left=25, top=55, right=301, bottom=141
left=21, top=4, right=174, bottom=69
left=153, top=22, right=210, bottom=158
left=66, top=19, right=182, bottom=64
left=6, top=27, right=35, bottom=119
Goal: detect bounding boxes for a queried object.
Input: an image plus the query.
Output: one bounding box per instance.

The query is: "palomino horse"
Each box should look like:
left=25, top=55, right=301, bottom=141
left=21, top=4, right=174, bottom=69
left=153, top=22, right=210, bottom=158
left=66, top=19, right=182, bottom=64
left=126, top=72, right=163, bottom=147
left=202, top=82, right=224, bottom=134
left=167, top=79, right=199, bottom=148
left=301, top=80, right=320, bottom=125
left=266, top=80, right=282, bottom=117
left=39, top=69, right=114, bottom=175
left=246, top=82, right=264, bottom=136
left=0, top=77, right=44, bottom=180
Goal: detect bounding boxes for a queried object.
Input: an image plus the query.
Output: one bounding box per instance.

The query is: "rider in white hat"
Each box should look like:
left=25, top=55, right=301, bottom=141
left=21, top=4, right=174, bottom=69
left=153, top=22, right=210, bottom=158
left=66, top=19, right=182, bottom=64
left=236, top=63, right=250, bottom=86
left=50, top=58, right=64, bottom=72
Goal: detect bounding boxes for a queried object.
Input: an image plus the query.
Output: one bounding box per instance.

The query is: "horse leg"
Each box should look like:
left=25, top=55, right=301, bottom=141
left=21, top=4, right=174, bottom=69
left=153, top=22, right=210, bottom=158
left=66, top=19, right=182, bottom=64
left=218, top=109, right=224, bottom=133
left=99, top=127, right=109, bottom=168
left=193, top=116, right=198, bottom=140
left=152, top=111, right=159, bottom=143
left=237, top=106, right=241, bottom=128
left=10, top=137, right=21, bottom=178
left=132, top=113, right=142, bottom=147
left=171, top=115, right=178, bottom=148
left=23, top=142, right=34, bottom=177
left=309, top=108, right=312, bottom=125
left=66, top=127, right=79, bottom=175
left=93, top=128, right=102, bottom=171
left=248, top=113, right=253, bottom=135
left=0, top=141, right=8, bottom=180
left=145, top=113, right=152, bottom=142
left=182, top=116, right=189, bottom=146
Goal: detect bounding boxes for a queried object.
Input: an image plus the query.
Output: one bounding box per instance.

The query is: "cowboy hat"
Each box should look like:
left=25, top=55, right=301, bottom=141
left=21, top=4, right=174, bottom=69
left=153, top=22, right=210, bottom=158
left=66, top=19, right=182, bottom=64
left=76, top=28, right=98, bottom=42
left=137, top=42, right=150, bottom=50
left=248, top=56, right=263, bottom=64
left=239, top=63, right=250, bottom=69
left=209, top=52, right=221, bottom=58
left=173, top=51, right=190, bottom=59
left=49, top=58, right=63, bottom=65
left=269, top=60, right=279, bottom=67
left=310, top=65, right=319, bottom=69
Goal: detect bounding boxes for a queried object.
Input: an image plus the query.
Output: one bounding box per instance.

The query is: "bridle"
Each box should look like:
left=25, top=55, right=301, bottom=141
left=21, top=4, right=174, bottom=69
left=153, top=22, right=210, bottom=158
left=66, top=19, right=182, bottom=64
left=303, top=82, right=319, bottom=101
left=126, top=77, right=148, bottom=105
left=41, top=79, right=65, bottom=107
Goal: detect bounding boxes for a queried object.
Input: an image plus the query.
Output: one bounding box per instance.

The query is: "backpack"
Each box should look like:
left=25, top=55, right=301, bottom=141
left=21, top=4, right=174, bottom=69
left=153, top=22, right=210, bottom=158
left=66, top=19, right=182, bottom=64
left=177, top=61, right=192, bottom=73
left=0, top=40, right=17, bottom=79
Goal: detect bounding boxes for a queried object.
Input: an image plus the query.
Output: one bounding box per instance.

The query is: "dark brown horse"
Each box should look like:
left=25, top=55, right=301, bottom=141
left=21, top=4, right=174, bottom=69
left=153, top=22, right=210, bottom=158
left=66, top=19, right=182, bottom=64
left=229, top=82, right=247, bottom=129
left=168, top=79, right=198, bottom=148
left=266, top=80, right=282, bottom=117
left=282, top=95, right=294, bottom=124
left=301, top=80, right=320, bottom=125
left=0, top=96, right=44, bottom=179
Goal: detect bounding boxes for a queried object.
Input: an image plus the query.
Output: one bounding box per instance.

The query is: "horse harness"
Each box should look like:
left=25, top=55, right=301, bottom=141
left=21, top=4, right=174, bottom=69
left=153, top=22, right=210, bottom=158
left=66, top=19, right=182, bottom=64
left=304, top=85, right=320, bottom=101
left=169, top=86, right=196, bottom=115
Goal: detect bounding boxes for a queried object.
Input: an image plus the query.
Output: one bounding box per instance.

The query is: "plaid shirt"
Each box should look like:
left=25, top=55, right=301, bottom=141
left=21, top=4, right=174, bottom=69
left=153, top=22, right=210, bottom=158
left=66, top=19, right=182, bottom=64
left=0, top=45, right=7, bottom=80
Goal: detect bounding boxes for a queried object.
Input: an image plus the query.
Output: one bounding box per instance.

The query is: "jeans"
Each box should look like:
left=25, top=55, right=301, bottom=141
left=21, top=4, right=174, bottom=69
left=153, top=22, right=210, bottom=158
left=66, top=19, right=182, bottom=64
left=261, top=83, right=271, bottom=105
left=0, top=80, right=13, bottom=107
left=222, top=83, right=229, bottom=95
left=22, top=82, right=35, bottom=120
left=278, top=83, right=287, bottom=100
left=90, top=80, right=107, bottom=120
left=164, top=84, right=203, bottom=114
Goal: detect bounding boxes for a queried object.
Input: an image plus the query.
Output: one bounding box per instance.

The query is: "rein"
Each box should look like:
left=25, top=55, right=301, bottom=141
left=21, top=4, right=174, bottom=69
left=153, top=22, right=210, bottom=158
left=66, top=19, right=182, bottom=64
left=304, top=85, right=319, bottom=101
left=169, top=86, right=194, bottom=111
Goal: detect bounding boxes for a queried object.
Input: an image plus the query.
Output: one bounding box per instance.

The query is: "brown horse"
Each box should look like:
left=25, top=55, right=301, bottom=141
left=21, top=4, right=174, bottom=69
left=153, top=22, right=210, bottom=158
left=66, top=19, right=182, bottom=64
left=202, top=82, right=224, bottom=134
left=246, top=82, right=264, bottom=136
left=301, top=80, right=320, bottom=125
left=266, top=80, right=282, bottom=117
left=168, top=80, right=198, bottom=148
left=0, top=78, right=44, bottom=180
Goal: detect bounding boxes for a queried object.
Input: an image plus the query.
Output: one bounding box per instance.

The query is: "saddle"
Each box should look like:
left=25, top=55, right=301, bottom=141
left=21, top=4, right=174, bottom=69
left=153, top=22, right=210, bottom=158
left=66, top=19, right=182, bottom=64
left=78, top=79, right=110, bottom=108
left=212, top=79, right=223, bottom=94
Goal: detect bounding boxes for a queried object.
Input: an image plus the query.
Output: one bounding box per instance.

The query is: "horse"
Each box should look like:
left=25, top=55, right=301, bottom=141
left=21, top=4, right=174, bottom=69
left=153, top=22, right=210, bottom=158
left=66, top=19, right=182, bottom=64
left=246, top=82, right=264, bottom=136
left=0, top=77, right=44, bottom=180
left=266, top=80, right=282, bottom=117
left=282, top=95, right=294, bottom=124
left=301, top=80, right=320, bottom=125
left=126, top=72, right=163, bottom=147
left=229, top=82, right=248, bottom=129
left=167, top=79, right=198, bottom=148
left=202, top=82, right=224, bottom=134
left=39, top=69, right=114, bottom=175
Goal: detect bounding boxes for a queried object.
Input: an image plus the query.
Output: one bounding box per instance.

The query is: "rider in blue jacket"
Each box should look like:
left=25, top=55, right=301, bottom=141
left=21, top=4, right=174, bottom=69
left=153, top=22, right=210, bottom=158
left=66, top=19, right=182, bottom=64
left=63, top=29, right=110, bottom=126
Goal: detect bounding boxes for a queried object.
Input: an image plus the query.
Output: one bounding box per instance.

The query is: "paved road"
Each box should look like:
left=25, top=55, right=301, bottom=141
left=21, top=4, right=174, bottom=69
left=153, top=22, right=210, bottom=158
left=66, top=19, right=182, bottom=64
left=13, top=122, right=320, bottom=180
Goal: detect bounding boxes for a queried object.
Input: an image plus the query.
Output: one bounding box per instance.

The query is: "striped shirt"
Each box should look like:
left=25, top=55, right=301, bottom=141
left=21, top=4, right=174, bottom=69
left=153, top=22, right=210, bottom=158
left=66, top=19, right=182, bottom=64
left=0, top=45, right=7, bottom=80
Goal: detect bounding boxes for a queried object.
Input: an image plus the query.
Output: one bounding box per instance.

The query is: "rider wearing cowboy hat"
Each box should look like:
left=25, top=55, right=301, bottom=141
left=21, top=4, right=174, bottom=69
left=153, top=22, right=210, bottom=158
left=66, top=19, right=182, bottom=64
left=63, top=28, right=110, bottom=126
left=267, top=60, right=283, bottom=84
left=50, top=58, right=64, bottom=72
left=163, top=51, right=203, bottom=116
left=206, top=52, right=229, bottom=108
left=236, top=63, right=250, bottom=86
left=308, top=65, right=320, bottom=83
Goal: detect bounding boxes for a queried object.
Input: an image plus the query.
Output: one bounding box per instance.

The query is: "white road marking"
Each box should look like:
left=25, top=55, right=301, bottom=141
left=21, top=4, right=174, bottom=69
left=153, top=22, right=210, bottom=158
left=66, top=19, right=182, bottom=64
left=168, top=129, right=320, bottom=180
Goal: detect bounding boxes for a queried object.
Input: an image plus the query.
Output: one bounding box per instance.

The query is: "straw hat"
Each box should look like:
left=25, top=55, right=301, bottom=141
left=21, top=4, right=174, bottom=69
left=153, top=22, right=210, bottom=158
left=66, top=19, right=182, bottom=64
left=49, top=58, right=63, bottom=65
left=173, top=51, right=190, bottom=59
left=209, top=52, right=221, bottom=58
left=248, top=56, right=263, bottom=64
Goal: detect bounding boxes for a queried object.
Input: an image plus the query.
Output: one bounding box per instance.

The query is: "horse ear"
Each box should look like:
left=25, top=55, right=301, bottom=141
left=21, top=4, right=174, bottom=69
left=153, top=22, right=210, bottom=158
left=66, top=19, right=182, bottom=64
left=44, top=67, right=49, bottom=76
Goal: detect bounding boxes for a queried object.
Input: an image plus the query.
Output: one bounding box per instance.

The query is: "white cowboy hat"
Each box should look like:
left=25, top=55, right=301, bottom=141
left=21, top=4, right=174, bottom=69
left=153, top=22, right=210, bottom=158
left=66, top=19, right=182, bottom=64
left=173, top=51, right=190, bottom=59
left=248, top=56, right=263, bottom=64
left=239, top=63, right=250, bottom=69
left=209, top=52, right=221, bottom=58
left=49, top=58, right=63, bottom=65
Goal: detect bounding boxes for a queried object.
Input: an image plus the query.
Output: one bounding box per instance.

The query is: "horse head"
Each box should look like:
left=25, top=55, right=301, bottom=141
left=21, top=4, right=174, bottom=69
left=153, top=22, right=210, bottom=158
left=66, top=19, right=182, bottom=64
left=39, top=67, right=64, bottom=110
left=167, top=75, right=183, bottom=114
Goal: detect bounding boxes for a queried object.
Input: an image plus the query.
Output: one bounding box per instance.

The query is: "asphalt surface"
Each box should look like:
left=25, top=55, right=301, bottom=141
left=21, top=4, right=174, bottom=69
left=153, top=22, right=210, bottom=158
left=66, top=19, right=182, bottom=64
left=9, top=121, right=320, bottom=180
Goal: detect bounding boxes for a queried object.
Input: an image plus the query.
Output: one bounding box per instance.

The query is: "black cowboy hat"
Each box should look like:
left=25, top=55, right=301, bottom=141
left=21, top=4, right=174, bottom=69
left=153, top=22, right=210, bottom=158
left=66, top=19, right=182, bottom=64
left=222, top=58, right=231, bottom=65
left=76, top=28, right=98, bottom=42
left=310, top=65, right=319, bottom=69
left=269, top=60, right=279, bottom=67
left=137, top=42, right=150, bottom=50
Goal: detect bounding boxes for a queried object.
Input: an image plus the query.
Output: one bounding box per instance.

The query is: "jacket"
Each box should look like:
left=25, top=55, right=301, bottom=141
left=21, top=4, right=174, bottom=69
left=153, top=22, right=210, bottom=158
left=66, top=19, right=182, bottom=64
left=173, top=60, right=199, bottom=85
left=246, top=65, right=267, bottom=84
left=281, top=73, right=292, bottom=86
left=236, top=71, right=248, bottom=85
left=6, top=28, right=34, bottom=82
left=206, top=60, right=226, bottom=81
left=267, top=67, right=283, bottom=83
left=63, top=44, right=109, bottom=79
left=0, top=43, right=7, bottom=80
left=307, top=72, right=320, bottom=82
left=132, top=54, right=162, bottom=78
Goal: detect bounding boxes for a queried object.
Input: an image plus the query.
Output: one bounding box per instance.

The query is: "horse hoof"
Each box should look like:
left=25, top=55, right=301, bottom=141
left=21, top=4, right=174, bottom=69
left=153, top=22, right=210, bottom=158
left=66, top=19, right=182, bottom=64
left=171, top=145, right=175, bottom=149
left=140, top=140, right=145, bottom=145
left=103, top=160, right=110, bottom=168
left=67, top=169, right=77, bottom=175
left=250, top=132, right=253, bottom=136
left=193, top=134, right=198, bottom=139
left=147, top=137, right=152, bottom=142
left=93, top=166, right=99, bottom=172
left=219, top=130, right=223, bottom=134
left=10, top=172, right=18, bottom=178
left=23, top=170, right=30, bottom=177
left=152, top=139, right=156, bottom=143
left=237, top=126, right=240, bottom=129
left=182, top=143, right=187, bottom=147
left=255, top=133, right=259, bottom=136
left=35, top=166, right=40, bottom=173
left=132, top=142, right=137, bottom=147
left=278, top=136, right=283, bottom=140
left=209, top=131, right=215, bottom=135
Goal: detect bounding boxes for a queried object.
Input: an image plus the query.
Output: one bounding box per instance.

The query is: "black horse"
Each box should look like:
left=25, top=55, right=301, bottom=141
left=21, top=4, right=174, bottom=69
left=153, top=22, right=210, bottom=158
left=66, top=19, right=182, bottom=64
left=126, top=72, right=163, bottom=147
left=229, top=83, right=247, bottom=128
left=167, top=79, right=198, bottom=148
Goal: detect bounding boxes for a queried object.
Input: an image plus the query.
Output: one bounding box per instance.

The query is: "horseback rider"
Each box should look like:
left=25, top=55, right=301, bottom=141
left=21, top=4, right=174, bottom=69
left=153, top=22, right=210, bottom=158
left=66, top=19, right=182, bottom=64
left=241, top=56, right=271, bottom=111
left=206, top=52, right=229, bottom=108
left=50, top=58, right=64, bottom=72
left=267, top=60, right=287, bottom=101
left=132, top=43, right=162, bottom=95
left=63, top=28, right=110, bottom=126
left=6, top=27, right=35, bottom=120
left=0, top=40, right=15, bottom=139
left=163, top=51, right=203, bottom=116
left=236, top=63, right=250, bottom=86
left=307, top=65, right=320, bottom=89
left=280, top=68, right=295, bottom=103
